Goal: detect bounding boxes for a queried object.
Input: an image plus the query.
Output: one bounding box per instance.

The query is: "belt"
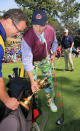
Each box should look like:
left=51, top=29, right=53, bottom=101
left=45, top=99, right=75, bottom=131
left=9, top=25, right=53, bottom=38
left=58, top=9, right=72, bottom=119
left=64, top=47, right=70, bottom=49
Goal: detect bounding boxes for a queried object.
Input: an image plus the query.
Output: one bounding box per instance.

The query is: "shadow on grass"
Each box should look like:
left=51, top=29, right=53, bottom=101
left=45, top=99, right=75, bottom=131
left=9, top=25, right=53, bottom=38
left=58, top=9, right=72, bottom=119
left=3, top=76, right=80, bottom=131
left=53, top=76, right=71, bottom=85
left=54, top=76, right=80, bottom=97
left=52, top=119, right=80, bottom=131
left=54, top=68, right=65, bottom=71
left=55, top=68, right=74, bottom=72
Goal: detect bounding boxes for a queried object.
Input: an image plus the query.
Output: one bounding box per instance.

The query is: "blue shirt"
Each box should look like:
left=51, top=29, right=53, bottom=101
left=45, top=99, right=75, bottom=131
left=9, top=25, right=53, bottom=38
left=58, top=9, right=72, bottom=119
left=72, top=47, right=76, bottom=51
left=61, top=35, right=74, bottom=49
left=10, top=51, right=13, bottom=56
left=0, top=23, right=6, bottom=77
left=0, top=45, right=4, bottom=77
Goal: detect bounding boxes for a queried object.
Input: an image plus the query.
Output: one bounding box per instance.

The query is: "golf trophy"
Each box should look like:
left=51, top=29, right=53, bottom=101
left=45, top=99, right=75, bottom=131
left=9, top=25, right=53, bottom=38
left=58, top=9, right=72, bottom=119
left=19, top=78, right=48, bottom=110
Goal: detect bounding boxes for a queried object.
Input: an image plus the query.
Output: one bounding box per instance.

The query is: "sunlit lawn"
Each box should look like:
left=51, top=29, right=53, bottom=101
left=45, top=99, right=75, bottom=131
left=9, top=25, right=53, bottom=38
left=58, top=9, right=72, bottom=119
left=2, top=57, right=80, bottom=131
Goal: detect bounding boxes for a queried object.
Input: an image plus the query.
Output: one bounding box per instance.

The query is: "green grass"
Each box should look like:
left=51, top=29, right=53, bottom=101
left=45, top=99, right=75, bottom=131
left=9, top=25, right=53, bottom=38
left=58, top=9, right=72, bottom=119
left=2, top=58, right=80, bottom=131
left=2, top=62, right=22, bottom=84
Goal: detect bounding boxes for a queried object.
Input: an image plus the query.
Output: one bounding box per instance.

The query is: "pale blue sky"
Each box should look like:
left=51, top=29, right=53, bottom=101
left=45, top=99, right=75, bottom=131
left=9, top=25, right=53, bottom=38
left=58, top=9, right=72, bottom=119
left=0, top=0, right=18, bottom=11
left=0, top=0, right=80, bottom=23
left=0, top=0, right=79, bottom=11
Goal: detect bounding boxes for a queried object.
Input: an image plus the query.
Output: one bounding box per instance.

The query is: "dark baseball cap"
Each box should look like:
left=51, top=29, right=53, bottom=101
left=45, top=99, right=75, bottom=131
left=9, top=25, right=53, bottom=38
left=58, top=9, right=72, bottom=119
left=31, top=10, right=47, bottom=26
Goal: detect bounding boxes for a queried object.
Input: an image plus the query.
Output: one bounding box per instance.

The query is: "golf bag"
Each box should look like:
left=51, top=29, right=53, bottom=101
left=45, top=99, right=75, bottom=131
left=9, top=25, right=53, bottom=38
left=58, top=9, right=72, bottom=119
left=0, top=107, right=32, bottom=131
left=0, top=67, right=40, bottom=131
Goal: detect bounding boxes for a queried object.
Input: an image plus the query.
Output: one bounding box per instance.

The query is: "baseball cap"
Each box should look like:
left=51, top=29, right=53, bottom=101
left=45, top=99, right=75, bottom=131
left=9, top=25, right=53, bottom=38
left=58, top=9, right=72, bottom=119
left=64, top=29, right=68, bottom=32
left=31, top=10, right=47, bottom=26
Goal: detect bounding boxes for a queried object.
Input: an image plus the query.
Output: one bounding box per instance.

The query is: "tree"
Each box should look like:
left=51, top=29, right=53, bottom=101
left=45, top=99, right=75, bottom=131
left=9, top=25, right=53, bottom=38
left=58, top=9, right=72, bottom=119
left=15, top=0, right=62, bottom=26
left=14, top=0, right=80, bottom=47
left=15, top=0, right=61, bottom=16
left=57, top=0, right=80, bottom=47
left=60, top=0, right=79, bottom=27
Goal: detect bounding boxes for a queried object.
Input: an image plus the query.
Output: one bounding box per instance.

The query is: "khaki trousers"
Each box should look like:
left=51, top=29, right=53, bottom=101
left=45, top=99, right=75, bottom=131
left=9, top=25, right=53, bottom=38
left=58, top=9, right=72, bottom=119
left=64, top=48, right=74, bottom=70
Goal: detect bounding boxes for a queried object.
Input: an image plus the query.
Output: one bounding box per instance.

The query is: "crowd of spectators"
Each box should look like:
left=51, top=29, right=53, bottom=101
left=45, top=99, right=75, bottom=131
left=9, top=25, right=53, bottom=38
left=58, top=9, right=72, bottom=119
left=56, top=46, right=80, bottom=58
left=2, top=45, right=80, bottom=63
left=72, top=47, right=80, bottom=57
left=2, top=46, right=22, bottom=63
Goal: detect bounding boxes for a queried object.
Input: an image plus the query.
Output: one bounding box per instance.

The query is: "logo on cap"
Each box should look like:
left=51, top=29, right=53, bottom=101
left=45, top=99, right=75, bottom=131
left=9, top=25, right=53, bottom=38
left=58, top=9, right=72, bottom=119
left=36, top=14, right=42, bottom=19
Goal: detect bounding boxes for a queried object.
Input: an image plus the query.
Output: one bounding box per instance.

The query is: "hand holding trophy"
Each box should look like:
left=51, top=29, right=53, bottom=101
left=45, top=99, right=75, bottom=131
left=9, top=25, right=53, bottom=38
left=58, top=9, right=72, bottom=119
left=19, top=78, right=48, bottom=110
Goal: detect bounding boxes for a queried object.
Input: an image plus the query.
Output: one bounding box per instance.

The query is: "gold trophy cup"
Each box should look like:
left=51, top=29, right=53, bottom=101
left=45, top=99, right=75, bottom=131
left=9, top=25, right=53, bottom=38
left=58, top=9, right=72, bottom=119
left=19, top=78, right=48, bottom=110
left=19, top=94, right=33, bottom=110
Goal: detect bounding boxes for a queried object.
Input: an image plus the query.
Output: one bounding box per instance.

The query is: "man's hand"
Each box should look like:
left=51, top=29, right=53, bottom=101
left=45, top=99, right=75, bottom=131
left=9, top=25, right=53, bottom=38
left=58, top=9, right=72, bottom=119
left=31, top=81, right=40, bottom=93
left=70, top=47, right=72, bottom=52
left=0, top=78, right=19, bottom=110
left=4, top=97, right=19, bottom=110
left=27, top=71, right=40, bottom=93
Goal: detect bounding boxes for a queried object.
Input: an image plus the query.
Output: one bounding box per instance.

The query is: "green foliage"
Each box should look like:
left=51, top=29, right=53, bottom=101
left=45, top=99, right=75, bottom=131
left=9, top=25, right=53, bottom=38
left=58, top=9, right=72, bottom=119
left=14, top=0, right=80, bottom=46
left=60, top=0, right=79, bottom=25
left=15, top=0, right=61, bottom=21
left=15, top=0, right=61, bottom=17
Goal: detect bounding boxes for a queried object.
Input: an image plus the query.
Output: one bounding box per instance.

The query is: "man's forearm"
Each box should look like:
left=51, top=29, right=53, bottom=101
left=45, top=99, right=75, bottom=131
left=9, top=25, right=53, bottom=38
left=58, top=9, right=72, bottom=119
left=27, top=71, right=34, bottom=84
left=51, top=52, right=56, bottom=61
left=26, top=71, right=40, bottom=93
left=71, top=42, right=74, bottom=48
left=0, top=78, right=9, bottom=104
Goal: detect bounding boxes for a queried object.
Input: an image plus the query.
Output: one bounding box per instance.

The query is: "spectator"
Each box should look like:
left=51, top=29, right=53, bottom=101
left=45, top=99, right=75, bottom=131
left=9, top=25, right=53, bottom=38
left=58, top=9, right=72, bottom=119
left=0, top=8, right=27, bottom=110
left=10, top=49, right=13, bottom=62
left=13, top=52, right=17, bottom=62
left=72, top=47, right=79, bottom=57
left=61, top=29, right=74, bottom=71
left=57, top=45, right=61, bottom=58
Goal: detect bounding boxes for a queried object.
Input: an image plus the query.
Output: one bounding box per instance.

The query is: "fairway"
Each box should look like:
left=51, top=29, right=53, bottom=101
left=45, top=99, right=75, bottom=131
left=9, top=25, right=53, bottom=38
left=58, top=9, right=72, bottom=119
left=2, top=57, right=80, bottom=131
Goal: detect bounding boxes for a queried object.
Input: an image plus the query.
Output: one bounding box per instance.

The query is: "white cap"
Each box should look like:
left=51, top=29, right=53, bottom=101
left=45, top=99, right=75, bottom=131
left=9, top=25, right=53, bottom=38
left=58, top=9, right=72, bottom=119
left=64, top=29, right=68, bottom=32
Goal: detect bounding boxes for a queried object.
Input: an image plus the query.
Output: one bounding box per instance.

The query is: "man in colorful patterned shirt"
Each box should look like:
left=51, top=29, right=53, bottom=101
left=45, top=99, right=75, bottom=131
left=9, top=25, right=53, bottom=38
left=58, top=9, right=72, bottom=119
left=21, top=10, right=58, bottom=112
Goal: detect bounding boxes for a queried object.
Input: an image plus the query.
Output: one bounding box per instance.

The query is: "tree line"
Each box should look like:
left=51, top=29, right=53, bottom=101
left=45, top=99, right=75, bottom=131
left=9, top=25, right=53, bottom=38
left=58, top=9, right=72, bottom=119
left=0, top=0, right=80, bottom=47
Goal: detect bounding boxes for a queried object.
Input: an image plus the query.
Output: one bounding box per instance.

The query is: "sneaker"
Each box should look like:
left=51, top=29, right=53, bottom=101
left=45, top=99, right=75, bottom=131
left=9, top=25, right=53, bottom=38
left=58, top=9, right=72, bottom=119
left=49, top=102, right=57, bottom=112
left=64, top=69, right=69, bottom=71
left=70, top=69, right=74, bottom=72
